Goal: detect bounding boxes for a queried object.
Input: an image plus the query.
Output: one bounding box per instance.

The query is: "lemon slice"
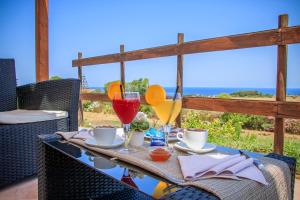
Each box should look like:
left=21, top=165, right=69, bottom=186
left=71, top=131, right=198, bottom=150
left=145, top=85, right=166, bottom=106
left=107, top=81, right=122, bottom=100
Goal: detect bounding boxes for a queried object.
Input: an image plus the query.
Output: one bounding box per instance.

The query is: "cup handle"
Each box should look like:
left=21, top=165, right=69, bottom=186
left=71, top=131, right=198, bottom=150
left=88, top=156, right=94, bottom=162
left=177, top=132, right=184, bottom=142
left=88, top=129, right=94, bottom=137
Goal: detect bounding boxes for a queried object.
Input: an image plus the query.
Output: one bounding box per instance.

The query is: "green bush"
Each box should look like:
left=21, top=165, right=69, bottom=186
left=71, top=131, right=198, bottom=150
left=139, top=105, right=154, bottom=118
left=130, top=119, right=150, bottom=132
left=50, top=75, right=62, bottom=80
left=220, top=113, right=271, bottom=131
left=126, top=78, right=149, bottom=95
left=102, top=102, right=114, bottom=114
left=230, top=90, right=272, bottom=98
left=83, top=101, right=100, bottom=112
left=182, top=111, right=242, bottom=143
left=83, top=101, right=92, bottom=111
left=103, top=78, right=149, bottom=95
left=216, top=93, right=231, bottom=99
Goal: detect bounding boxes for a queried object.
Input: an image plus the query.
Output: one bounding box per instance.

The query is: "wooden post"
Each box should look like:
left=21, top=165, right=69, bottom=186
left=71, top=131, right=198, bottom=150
left=35, top=0, right=49, bottom=82
left=78, top=52, right=84, bottom=126
left=176, top=33, right=184, bottom=127
left=274, top=14, right=288, bottom=154
left=120, top=44, right=125, bottom=86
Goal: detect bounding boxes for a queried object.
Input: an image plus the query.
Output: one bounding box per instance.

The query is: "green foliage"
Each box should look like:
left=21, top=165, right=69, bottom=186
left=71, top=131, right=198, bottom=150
left=216, top=93, right=231, bottom=99
left=83, top=101, right=100, bottom=112
left=102, top=102, right=114, bottom=114
left=182, top=111, right=242, bottom=143
left=230, top=90, right=272, bottom=98
left=130, top=119, right=150, bottom=132
left=220, top=113, right=270, bottom=131
left=126, top=78, right=149, bottom=95
left=83, top=101, right=92, bottom=111
left=50, top=76, right=62, bottom=80
left=139, top=105, right=154, bottom=118
left=103, top=78, right=149, bottom=95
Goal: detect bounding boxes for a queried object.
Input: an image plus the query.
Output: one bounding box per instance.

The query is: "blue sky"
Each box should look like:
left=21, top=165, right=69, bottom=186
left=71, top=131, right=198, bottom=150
left=0, top=0, right=299, bottom=88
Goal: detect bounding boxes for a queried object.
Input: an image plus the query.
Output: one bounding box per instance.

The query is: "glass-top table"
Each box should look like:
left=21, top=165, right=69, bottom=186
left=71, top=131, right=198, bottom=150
left=37, top=134, right=295, bottom=200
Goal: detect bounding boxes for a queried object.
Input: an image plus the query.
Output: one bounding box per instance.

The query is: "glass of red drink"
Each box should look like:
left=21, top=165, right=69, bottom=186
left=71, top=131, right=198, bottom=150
left=112, top=92, right=140, bottom=152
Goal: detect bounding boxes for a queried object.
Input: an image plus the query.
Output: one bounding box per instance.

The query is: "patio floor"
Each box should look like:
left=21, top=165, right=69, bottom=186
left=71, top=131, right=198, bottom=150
left=0, top=177, right=299, bottom=200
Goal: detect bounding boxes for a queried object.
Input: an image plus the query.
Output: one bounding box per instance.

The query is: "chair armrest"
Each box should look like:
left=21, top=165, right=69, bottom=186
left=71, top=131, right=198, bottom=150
left=17, top=78, right=80, bottom=131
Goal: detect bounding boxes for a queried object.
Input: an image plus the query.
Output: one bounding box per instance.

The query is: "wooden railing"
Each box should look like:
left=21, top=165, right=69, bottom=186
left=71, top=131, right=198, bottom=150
left=73, top=14, right=300, bottom=155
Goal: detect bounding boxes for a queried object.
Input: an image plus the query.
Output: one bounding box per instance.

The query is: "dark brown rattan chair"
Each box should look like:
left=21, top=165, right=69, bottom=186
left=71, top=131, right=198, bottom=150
left=0, top=59, right=80, bottom=188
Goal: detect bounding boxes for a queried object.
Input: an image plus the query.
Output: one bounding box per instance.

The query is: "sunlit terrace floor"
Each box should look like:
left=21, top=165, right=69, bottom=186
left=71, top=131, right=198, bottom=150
left=0, top=177, right=299, bottom=200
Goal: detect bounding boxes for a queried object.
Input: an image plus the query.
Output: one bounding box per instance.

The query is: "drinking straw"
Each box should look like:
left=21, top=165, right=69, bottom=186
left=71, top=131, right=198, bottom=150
left=120, top=83, right=124, bottom=99
left=166, top=86, right=179, bottom=125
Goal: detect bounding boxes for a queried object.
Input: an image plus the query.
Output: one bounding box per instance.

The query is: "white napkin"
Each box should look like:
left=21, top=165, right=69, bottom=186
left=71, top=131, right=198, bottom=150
left=56, top=128, right=93, bottom=140
left=178, top=153, right=268, bottom=185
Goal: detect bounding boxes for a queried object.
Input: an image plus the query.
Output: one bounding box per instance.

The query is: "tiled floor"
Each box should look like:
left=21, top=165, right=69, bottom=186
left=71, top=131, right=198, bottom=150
left=0, top=178, right=299, bottom=200
left=0, top=178, right=37, bottom=200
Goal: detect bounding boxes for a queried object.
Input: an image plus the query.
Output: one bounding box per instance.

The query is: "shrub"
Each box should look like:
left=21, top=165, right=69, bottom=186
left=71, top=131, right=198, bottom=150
left=83, top=101, right=92, bottom=111
left=50, top=75, right=62, bottom=80
left=126, top=78, right=149, bottom=95
left=285, top=119, right=300, bottom=135
left=182, top=111, right=242, bottom=143
left=83, top=101, right=100, bottom=112
left=216, top=93, right=231, bottom=99
left=102, top=102, right=114, bottom=114
left=139, top=105, right=154, bottom=118
left=230, top=90, right=272, bottom=98
left=220, top=113, right=271, bottom=131
left=182, top=110, right=217, bottom=122
left=103, top=78, right=149, bottom=95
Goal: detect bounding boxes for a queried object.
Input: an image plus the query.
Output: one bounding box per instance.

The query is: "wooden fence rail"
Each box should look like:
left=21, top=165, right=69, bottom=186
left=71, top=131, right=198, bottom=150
left=72, top=26, right=300, bottom=67
left=74, top=14, right=300, bottom=155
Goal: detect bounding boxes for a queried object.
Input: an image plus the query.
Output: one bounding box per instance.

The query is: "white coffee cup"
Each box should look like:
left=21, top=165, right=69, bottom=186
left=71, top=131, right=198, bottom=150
left=177, top=129, right=208, bottom=150
left=93, top=127, right=116, bottom=145
left=89, top=156, right=116, bottom=169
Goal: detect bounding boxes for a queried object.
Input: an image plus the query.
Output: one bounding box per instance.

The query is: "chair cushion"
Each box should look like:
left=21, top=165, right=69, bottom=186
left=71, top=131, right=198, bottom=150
left=0, top=109, right=68, bottom=124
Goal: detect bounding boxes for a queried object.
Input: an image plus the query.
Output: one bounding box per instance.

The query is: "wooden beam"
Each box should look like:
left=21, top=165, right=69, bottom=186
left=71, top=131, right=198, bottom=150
left=80, top=93, right=300, bottom=119
left=78, top=52, right=84, bottom=125
left=274, top=14, right=288, bottom=155
left=176, top=33, right=184, bottom=127
left=35, top=0, right=49, bottom=81
left=80, top=93, right=147, bottom=104
left=72, top=26, right=300, bottom=67
left=120, top=44, right=125, bottom=86
left=277, top=102, right=300, bottom=119
left=282, top=26, right=300, bottom=44
left=183, top=97, right=277, bottom=116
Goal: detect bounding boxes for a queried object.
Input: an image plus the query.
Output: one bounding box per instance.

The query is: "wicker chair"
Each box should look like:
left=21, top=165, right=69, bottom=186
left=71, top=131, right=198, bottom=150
left=0, top=59, right=80, bottom=188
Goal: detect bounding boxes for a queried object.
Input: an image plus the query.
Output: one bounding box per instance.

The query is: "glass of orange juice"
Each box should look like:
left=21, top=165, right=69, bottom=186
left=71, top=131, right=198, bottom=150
left=145, top=85, right=182, bottom=147
left=152, top=93, right=182, bottom=147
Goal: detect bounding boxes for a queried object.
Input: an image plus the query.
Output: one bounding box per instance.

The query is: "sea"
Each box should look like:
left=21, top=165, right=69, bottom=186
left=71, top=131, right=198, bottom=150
left=91, top=87, right=300, bottom=96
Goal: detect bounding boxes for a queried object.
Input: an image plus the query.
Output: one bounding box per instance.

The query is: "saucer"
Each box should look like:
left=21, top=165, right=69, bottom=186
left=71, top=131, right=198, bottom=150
left=85, top=136, right=124, bottom=149
left=174, top=141, right=216, bottom=154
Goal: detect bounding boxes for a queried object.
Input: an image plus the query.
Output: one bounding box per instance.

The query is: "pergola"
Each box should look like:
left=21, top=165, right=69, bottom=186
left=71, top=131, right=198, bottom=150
left=35, top=0, right=48, bottom=81
left=34, top=0, right=300, bottom=155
